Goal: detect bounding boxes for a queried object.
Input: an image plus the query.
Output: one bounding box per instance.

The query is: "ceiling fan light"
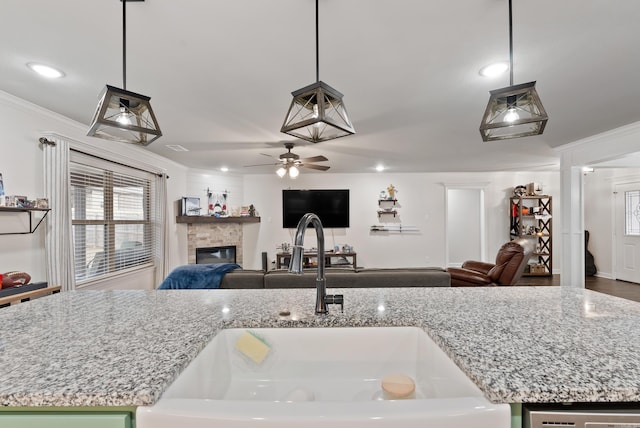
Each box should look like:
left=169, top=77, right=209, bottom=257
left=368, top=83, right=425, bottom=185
left=282, top=81, right=355, bottom=143
left=479, top=81, right=548, bottom=142
left=288, top=165, right=300, bottom=178
left=276, top=166, right=287, bottom=178
left=88, top=85, right=162, bottom=146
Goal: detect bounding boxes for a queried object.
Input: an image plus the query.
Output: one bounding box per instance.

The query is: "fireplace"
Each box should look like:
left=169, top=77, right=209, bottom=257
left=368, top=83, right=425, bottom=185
left=196, top=245, right=237, bottom=265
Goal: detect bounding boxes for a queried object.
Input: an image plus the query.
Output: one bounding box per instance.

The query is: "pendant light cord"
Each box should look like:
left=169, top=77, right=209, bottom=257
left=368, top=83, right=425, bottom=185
left=122, top=0, right=127, bottom=90
left=508, top=0, right=513, bottom=86
left=315, top=0, right=319, bottom=82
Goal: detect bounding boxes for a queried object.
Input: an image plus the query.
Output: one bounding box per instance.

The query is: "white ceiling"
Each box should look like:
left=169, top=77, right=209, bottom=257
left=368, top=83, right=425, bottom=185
left=2, top=0, right=640, bottom=174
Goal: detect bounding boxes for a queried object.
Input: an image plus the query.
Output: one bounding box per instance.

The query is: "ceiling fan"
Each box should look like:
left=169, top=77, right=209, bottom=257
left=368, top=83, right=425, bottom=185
left=244, top=143, right=330, bottom=177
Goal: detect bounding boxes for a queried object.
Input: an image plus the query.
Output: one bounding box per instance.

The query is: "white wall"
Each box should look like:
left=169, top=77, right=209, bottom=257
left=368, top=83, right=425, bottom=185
left=240, top=171, right=560, bottom=271
left=0, top=90, right=188, bottom=287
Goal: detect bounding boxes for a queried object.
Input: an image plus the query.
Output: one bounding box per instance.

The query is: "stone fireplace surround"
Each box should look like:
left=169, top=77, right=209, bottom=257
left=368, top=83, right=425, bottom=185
left=187, top=223, right=243, bottom=265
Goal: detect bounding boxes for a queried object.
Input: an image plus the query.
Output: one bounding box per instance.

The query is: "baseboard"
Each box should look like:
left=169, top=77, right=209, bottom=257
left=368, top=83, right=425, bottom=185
left=594, top=272, right=614, bottom=280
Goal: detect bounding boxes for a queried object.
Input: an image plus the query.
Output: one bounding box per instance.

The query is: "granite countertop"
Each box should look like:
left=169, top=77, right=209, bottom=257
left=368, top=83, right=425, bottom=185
left=1, top=287, right=640, bottom=407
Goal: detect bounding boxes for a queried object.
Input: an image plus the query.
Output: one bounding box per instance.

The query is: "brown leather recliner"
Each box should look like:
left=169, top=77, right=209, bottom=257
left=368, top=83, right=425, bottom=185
left=447, top=238, right=535, bottom=286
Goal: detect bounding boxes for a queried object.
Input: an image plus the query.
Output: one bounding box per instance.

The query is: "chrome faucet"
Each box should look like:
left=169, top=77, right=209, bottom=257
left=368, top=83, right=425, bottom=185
left=288, top=213, right=344, bottom=314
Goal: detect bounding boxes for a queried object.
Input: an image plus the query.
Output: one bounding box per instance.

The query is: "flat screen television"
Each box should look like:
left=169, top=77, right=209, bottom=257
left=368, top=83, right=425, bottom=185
left=282, top=189, right=350, bottom=228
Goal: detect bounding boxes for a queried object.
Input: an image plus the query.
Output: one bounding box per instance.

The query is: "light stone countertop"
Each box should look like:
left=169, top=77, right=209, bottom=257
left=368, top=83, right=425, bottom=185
left=1, top=286, right=640, bottom=407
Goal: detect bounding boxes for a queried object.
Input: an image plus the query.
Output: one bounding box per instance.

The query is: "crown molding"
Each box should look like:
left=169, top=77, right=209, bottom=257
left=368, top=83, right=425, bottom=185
left=554, top=121, right=640, bottom=167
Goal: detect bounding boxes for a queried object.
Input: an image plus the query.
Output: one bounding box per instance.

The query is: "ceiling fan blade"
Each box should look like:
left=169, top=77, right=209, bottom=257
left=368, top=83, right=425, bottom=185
left=259, top=152, right=276, bottom=158
left=301, top=163, right=330, bottom=171
left=300, top=155, right=328, bottom=163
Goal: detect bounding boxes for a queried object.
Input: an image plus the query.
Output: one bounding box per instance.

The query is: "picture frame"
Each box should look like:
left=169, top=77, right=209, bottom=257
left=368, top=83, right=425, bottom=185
left=181, top=197, right=201, bottom=216
left=15, top=196, right=28, bottom=208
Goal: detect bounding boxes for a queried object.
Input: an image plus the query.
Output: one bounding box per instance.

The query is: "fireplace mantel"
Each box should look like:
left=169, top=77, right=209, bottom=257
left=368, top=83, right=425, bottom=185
left=176, top=216, right=260, bottom=224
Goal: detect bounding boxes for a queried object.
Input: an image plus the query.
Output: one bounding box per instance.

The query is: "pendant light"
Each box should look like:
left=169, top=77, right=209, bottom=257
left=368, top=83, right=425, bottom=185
left=479, top=0, right=548, bottom=142
left=87, top=0, right=162, bottom=146
left=281, top=0, right=355, bottom=143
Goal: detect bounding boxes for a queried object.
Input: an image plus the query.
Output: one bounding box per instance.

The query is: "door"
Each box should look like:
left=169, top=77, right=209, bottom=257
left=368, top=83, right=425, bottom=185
left=446, top=187, right=485, bottom=267
left=615, top=182, right=640, bottom=283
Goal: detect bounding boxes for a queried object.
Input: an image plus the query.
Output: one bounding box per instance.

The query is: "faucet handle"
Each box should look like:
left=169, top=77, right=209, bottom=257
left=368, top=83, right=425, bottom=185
left=325, top=294, right=344, bottom=313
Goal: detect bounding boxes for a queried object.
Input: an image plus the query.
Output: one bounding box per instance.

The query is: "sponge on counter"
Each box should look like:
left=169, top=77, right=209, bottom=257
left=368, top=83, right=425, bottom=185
left=235, top=330, right=271, bottom=364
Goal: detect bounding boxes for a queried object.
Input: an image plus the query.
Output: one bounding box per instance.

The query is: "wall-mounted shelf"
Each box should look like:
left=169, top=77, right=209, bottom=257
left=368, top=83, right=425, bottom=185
left=377, top=210, right=398, bottom=217
left=370, top=224, right=418, bottom=233
left=0, top=207, right=51, bottom=235
left=378, top=199, right=398, bottom=206
left=176, top=216, right=260, bottom=224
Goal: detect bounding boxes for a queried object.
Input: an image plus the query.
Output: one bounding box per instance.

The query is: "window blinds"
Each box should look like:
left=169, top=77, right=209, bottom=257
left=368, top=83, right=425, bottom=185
left=70, top=151, right=154, bottom=283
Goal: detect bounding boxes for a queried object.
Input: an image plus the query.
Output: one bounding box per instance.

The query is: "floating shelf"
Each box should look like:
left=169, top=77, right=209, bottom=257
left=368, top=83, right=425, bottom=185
left=176, top=216, right=260, bottom=224
left=378, top=199, right=398, bottom=206
left=0, top=207, right=51, bottom=235
left=370, top=224, right=419, bottom=233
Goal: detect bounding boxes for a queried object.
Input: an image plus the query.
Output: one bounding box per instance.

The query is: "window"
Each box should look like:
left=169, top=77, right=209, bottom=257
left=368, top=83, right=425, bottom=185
left=625, top=190, right=640, bottom=236
left=71, top=152, right=155, bottom=283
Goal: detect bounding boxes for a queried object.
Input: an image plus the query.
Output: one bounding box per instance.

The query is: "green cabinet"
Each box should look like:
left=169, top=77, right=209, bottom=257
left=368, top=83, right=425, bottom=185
left=0, top=411, right=132, bottom=428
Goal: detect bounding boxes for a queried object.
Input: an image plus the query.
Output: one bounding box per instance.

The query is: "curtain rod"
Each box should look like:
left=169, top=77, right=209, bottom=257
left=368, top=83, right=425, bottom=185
left=38, top=136, right=169, bottom=179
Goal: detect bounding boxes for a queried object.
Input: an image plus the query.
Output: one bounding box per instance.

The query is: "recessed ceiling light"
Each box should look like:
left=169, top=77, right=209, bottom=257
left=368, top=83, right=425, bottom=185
left=376, top=165, right=385, bottom=172
left=479, top=62, right=509, bottom=77
left=27, top=62, right=65, bottom=78
left=220, top=167, right=229, bottom=172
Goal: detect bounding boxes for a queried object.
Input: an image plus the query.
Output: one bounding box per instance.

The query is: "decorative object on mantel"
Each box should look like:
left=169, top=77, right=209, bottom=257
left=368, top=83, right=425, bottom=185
left=207, top=188, right=229, bottom=216
left=280, top=0, right=355, bottom=143
left=87, top=0, right=162, bottom=146
left=479, top=0, right=548, bottom=142
left=180, top=197, right=201, bottom=216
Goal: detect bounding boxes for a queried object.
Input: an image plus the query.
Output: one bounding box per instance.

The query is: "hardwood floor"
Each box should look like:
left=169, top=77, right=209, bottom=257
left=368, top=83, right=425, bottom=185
left=516, top=275, right=640, bottom=303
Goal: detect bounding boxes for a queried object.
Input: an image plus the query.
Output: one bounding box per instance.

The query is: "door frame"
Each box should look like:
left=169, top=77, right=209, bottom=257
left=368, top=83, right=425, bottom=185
left=444, top=183, right=488, bottom=268
left=612, top=178, right=640, bottom=282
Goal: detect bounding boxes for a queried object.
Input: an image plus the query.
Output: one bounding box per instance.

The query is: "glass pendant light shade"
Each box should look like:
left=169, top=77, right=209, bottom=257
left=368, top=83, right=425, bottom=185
left=288, top=165, right=300, bottom=178
left=87, top=85, right=162, bottom=146
left=281, top=81, right=355, bottom=143
left=276, top=166, right=287, bottom=178
left=479, top=81, right=548, bottom=142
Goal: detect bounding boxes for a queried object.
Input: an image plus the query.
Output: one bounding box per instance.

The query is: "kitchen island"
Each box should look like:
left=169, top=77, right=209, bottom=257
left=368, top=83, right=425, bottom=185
left=1, top=287, right=640, bottom=424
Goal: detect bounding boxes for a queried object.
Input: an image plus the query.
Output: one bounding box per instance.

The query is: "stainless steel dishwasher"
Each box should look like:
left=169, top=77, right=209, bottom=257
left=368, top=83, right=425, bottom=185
left=524, top=404, right=640, bottom=428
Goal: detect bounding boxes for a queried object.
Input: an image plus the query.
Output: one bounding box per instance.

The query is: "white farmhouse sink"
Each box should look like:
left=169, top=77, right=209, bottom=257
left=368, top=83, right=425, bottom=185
left=136, top=327, right=509, bottom=428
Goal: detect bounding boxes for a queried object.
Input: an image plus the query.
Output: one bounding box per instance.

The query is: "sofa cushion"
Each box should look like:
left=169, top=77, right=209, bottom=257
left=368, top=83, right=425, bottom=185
left=263, top=267, right=450, bottom=288
left=354, top=268, right=450, bottom=287
left=219, top=270, right=265, bottom=289
left=264, top=268, right=357, bottom=289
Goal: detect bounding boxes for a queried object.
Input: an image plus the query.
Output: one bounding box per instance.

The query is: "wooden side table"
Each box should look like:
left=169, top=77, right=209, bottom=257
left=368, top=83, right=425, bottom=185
left=276, top=252, right=357, bottom=269
left=0, top=285, right=62, bottom=307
